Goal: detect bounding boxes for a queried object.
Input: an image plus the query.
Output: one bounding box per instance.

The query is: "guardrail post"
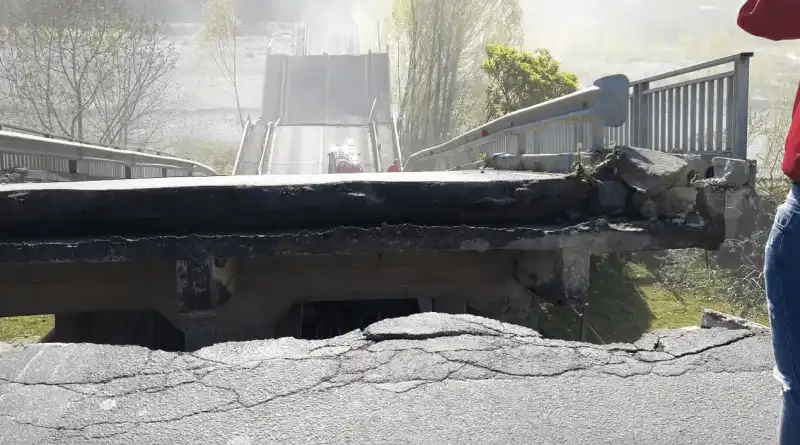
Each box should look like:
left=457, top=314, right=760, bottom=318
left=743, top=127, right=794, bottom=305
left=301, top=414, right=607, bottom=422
left=517, top=129, right=528, bottom=155
left=630, top=82, right=650, bottom=147
left=732, top=53, right=751, bottom=159
left=587, top=117, right=606, bottom=151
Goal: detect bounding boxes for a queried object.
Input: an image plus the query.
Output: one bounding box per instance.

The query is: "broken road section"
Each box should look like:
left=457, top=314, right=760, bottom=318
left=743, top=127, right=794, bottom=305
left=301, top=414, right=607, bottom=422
left=0, top=313, right=779, bottom=444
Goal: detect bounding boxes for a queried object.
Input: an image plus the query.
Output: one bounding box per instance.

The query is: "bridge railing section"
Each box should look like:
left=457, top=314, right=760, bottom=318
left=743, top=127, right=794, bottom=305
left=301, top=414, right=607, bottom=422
left=607, top=52, right=752, bottom=158
left=257, top=121, right=277, bottom=175
left=233, top=118, right=274, bottom=175
left=403, top=74, right=631, bottom=172
left=0, top=125, right=216, bottom=179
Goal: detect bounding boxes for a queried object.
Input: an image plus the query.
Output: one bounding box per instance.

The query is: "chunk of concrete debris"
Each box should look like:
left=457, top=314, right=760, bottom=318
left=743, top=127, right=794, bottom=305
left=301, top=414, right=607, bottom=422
left=591, top=180, right=628, bottom=215
left=712, top=157, right=751, bottom=188
left=616, top=146, right=692, bottom=196
left=701, top=309, right=768, bottom=331
left=631, top=192, right=659, bottom=219
left=651, top=186, right=699, bottom=216
left=364, top=312, right=542, bottom=340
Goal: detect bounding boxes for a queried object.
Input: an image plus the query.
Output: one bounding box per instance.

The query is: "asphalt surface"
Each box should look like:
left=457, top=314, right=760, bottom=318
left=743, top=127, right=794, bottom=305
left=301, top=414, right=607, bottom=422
left=268, top=125, right=374, bottom=174
left=0, top=313, right=780, bottom=444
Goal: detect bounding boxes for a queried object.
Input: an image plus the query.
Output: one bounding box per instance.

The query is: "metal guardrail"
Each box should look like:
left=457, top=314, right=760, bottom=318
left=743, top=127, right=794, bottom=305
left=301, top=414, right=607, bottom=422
left=233, top=118, right=278, bottom=176
left=368, top=121, right=382, bottom=172
left=257, top=121, right=276, bottom=175
left=404, top=74, right=631, bottom=172
left=0, top=127, right=216, bottom=179
left=404, top=53, right=752, bottom=172
left=607, top=53, right=752, bottom=158
left=0, top=123, right=179, bottom=158
left=390, top=106, right=403, bottom=167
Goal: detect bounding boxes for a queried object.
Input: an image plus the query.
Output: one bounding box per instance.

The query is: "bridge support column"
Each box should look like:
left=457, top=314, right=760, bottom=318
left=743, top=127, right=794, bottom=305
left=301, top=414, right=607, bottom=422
left=168, top=256, right=237, bottom=349
left=166, top=256, right=291, bottom=350
left=560, top=249, right=592, bottom=341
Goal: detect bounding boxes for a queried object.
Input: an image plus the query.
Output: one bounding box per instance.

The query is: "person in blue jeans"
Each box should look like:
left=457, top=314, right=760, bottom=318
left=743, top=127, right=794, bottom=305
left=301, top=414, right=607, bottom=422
left=765, top=194, right=800, bottom=443
left=738, top=0, right=800, bottom=442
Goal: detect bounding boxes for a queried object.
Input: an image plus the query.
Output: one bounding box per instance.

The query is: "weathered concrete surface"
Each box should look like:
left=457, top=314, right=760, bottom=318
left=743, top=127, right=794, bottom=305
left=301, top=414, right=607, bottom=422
left=0, top=169, right=724, bottom=249
left=0, top=219, right=719, bottom=265
left=616, top=146, right=693, bottom=196
left=0, top=171, right=596, bottom=240
left=701, top=309, right=769, bottom=331
left=0, top=313, right=779, bottom=444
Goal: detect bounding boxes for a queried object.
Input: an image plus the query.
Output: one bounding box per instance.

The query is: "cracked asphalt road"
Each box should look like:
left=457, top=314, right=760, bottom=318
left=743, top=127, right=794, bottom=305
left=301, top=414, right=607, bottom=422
left=0, top=314, right=780, bottom=444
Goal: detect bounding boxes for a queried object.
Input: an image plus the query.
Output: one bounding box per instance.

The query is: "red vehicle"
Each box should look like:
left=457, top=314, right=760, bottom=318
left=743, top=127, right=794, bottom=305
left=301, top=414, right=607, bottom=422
left=327, top=139, right=363, bottom=174
left=386, top=160, right=401, bottom=172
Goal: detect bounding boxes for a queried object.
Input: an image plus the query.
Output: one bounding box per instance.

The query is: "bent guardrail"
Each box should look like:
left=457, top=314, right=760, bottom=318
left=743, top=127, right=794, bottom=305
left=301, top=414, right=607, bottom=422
left=0, top=129, right=216, bottom=179
left=403, top=74, right=631, bottom=172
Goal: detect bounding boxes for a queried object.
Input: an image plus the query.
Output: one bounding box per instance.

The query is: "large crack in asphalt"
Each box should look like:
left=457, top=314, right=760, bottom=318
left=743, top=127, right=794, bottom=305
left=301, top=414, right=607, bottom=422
left=0, top=313, right=774, bottom=442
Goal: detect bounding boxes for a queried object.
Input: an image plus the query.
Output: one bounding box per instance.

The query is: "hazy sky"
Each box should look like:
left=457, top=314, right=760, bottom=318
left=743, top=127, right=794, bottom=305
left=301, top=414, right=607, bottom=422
left=518, top=0, right=799, bottom=94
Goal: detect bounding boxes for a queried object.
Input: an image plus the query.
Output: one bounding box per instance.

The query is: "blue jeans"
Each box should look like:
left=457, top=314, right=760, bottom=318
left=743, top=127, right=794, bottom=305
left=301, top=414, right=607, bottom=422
left=764, top=184, right=800, bottom=444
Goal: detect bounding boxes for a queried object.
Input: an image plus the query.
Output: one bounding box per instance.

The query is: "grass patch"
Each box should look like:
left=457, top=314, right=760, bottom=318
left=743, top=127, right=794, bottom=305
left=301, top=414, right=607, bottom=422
left=0, top=257, right=769, bottom=345
left=538, top=257, right=768, bottom=344
left=0, top=315, right=53, bottom=342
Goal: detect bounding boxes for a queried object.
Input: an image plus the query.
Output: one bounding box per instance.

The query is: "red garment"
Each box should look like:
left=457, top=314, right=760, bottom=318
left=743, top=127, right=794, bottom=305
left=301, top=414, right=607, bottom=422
left=737, top=0, right=800, bottom=181
left=387, top=163, right=400, bottom=172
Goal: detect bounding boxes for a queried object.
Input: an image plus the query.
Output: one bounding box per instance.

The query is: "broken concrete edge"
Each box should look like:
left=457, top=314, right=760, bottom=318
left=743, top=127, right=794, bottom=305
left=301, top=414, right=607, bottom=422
left=0, top=218, right=721, bottom=264
left=475, top=147, right=755, bottom=189
left=0, top=312, right=770, bottom=356
left=0, top=150, right=740, bottom=242
left=0, top=171, right=613, bottom=240
left=447, top=146, right=754, bottom=228
left=700, top=309, right=769, bottom=331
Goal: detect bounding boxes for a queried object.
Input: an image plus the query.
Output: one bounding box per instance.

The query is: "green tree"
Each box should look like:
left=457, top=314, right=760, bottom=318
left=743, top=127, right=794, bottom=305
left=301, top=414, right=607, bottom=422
left=0, top=0, right=178, bottom=147
left=200, top=0, right=244, bottom=128
left=388, top=0, right=523, bottom=154
left=481, top=45, right=579, bottom=121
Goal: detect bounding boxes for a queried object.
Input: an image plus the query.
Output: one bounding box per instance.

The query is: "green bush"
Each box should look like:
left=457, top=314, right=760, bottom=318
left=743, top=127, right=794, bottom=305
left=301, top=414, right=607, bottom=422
left=481, top=44, right=579, bottom=121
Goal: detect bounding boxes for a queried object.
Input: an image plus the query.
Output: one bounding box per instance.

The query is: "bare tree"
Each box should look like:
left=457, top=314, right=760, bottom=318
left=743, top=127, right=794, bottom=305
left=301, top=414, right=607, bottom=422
left=390, top=0, right=523, bottom=154
left=0, top=0, right=179, bottom=147
left=200, top=0, right=244, bottom=129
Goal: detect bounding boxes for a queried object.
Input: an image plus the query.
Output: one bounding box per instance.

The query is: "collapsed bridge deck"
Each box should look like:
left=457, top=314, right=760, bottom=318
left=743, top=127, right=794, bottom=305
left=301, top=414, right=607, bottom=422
left=0, top=155, right=733, bottom=349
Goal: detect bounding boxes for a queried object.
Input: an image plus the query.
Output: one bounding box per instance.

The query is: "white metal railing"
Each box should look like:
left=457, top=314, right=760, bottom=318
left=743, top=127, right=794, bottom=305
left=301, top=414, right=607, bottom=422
left=404, top=74, right=630, bottom=172
left=368, top=121, right=382, bottom=172
left=257, top=121, right=276, bottom=174
left=403, top=53, right=752, bottom=172
left=0, top=127, right=216, bottom=180
left=607, top=53, right=752, bottom=158
left=233, top=118, right=273, bottom=175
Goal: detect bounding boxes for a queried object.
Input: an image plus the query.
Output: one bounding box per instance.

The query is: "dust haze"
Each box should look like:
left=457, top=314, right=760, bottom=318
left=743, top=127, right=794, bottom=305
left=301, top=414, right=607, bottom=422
left=5, top=0, right=791, bottom=162
left=340, top=0, right=799, bottom=97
